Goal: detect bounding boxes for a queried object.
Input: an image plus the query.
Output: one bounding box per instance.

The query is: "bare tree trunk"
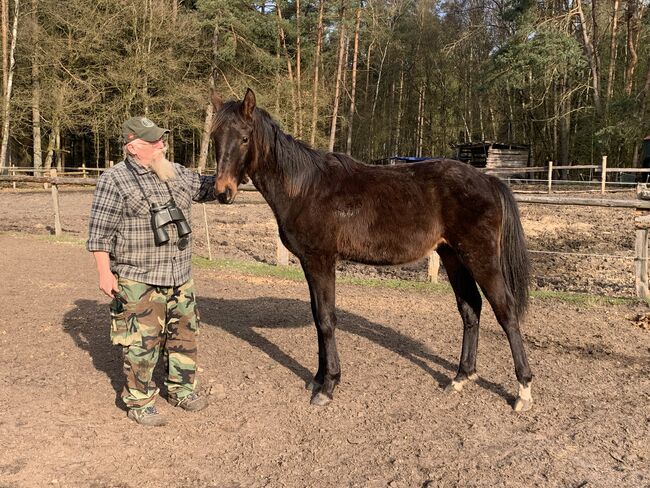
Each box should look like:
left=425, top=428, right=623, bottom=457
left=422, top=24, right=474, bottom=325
left=417, top=86, right=425, bottom=157
left=296, top=0, right=303, bottom=138
left=167, top=130, right=174, bottom=162
left=370, top=44, right=388, bottom=119
left=31, top=0, right=41, bottom=172
left=364, top=40, right=373, bottom=106
left=56, top=129, right=63, bottom=171
left=345, top=7, right=361, bottom=156
left=1, top=0, right=7, bottom=96
left=198, top=24, right=219, bottom=173
left=328, top=2, right=346, bottom=151
left=197, top=102, right=213, bottom=173
left=605, top=0, right=619, bottom=112
left=632, top=61, right=650, bottom=166
left=0, top=0, right=18, bottom=173
left=393, top=67, right=404, bottom=155
left=44, top=123, right=55, bottom=170
left=276, top=0, right=297, bottom=134
left=309, top=0, right=325, bottom=146
left=575, top=0, right=602, bottom=115
left=624, top=0, right=644, bottom=96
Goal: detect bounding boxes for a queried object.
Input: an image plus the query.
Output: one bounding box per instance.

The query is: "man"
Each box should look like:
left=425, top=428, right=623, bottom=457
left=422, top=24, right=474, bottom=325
left=87, top=116, right=218, bottom=426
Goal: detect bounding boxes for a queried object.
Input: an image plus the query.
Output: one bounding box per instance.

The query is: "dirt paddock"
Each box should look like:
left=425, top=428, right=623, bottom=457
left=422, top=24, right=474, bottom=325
left=0, top=187, right=649, bottom=487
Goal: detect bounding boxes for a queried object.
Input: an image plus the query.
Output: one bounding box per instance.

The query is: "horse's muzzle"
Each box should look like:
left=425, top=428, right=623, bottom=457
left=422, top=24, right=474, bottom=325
left=217, top=187, right=235, bottom=204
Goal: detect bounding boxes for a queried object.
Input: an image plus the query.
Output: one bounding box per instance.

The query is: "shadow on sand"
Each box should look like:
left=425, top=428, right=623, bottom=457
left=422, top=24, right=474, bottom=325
left=62, top=296, right=514, bottom=407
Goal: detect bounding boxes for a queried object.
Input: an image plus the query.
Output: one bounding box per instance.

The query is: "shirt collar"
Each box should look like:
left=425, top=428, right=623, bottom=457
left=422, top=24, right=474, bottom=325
left=126, top=155, right=153, bottom=175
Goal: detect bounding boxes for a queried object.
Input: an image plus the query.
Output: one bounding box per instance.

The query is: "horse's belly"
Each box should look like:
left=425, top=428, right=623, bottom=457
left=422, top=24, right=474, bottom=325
left=338, top=232, right=442, bottom=266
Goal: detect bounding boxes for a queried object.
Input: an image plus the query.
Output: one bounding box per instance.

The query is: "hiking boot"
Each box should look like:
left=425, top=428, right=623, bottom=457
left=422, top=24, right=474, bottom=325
left=127, top=405, right=168, bottom=426
left=168, top=392, right=208, bottom=412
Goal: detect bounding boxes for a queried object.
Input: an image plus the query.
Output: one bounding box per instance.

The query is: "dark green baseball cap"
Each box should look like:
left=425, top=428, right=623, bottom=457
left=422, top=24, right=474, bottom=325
left=122, top=116, right=169, bottom=144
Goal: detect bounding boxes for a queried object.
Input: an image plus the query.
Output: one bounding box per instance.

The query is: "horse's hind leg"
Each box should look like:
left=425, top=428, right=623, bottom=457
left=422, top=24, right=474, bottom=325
left=300, top=254, right=340, bottom=406
left=438, top=245, right=482, bottom=392
left=472, top=266, right=533, bottom=412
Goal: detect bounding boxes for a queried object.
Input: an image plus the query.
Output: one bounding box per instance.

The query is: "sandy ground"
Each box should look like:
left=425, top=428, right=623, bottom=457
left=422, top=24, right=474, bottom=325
left=0, top=186, right=648, bottom=487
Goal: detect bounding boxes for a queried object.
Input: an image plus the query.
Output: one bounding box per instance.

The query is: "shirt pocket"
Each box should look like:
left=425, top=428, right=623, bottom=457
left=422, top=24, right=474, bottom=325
left=124, top=195, right=150, bottom=217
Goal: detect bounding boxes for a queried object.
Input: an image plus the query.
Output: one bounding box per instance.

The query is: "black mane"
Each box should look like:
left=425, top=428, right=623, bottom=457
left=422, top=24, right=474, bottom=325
left=213, top=100, right=360, bottom=197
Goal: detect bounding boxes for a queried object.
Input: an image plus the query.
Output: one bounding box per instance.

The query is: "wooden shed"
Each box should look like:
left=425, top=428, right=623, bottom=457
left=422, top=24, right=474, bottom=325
left=453, top=142, right=530, bottom=169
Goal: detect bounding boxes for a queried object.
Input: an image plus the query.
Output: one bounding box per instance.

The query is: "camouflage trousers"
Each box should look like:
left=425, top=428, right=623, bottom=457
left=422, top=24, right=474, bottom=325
left=109, top=277, right=200, bottom=409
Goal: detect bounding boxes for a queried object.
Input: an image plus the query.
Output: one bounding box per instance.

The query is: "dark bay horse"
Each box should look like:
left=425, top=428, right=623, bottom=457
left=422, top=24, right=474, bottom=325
left=211, top=89, right=533, bottom=412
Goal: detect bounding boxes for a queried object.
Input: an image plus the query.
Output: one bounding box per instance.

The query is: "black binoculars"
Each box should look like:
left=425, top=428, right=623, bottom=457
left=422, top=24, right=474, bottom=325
left=150, top=200, right=192, bottom=249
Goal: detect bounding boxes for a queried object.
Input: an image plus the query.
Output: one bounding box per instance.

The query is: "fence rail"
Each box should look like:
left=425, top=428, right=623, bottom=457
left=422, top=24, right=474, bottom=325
left=2, top=168, right=649, bottom=298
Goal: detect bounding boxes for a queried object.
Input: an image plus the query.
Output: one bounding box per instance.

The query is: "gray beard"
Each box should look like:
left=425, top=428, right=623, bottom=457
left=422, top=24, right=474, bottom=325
left=149, top=157, right=176, bottom=181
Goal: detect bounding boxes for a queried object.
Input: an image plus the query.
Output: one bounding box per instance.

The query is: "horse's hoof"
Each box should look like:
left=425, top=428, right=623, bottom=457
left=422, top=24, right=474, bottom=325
left=306, top=380, right=322, bottom=392
left=514, top=397, right=533, bottom=412
left=445, top=381, right=465, bottom=393
left=310, top=392, right=331, bottom=406
left=444, top=373, right=477, bottom=393
left=514, top=382, right=533, bottom=412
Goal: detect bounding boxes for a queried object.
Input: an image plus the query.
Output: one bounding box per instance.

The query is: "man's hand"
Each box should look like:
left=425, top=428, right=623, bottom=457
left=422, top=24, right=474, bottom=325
left=99, top=272, right=119, bottom=298
left=93, top=251, right=118, bottom=298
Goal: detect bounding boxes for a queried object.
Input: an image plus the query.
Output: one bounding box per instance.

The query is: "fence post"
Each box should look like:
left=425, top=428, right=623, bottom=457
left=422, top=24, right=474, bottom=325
left=50, top=169, right=62, bottom=236
left=202, top=203, right=213, bottom=261
left=428, top=251, right=440, bottom=283
left=635, top=229, right=648, bottom=299
left=109, top=160, right=114, bottom=168
left=601, top=155, right=608, bottom=194
left=82, top=163, right=87, bottom=178
left=11, top=164, right=16, bottom=190
left=547, top=160, right=553, bottom=194
left=276, top=233, right=289, bottom=265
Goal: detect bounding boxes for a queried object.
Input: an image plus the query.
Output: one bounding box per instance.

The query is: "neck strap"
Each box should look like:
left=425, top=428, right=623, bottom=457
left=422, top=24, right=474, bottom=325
left=125, top=158, right=176, bottom=207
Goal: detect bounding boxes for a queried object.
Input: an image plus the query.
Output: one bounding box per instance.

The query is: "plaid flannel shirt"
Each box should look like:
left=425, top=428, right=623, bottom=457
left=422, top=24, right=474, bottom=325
left=87, top=158, right=217, bottom=286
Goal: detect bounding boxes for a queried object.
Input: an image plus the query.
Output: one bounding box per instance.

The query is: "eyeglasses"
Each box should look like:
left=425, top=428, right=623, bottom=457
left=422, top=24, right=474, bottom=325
left=131, top=138, right=165, bottom=147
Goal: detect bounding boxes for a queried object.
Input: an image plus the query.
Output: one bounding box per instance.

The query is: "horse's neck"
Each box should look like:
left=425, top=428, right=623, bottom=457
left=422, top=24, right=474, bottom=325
left=250, top=136, right=302, bottom=221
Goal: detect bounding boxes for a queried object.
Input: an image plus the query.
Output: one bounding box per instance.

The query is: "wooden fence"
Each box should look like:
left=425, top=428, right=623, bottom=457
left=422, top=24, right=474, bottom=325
left=1, top=169, right=650, bottom=298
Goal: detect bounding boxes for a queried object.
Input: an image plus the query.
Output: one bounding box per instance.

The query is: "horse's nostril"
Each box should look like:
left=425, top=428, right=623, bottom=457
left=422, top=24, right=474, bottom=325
left=217, top=188, right=235, bottom=204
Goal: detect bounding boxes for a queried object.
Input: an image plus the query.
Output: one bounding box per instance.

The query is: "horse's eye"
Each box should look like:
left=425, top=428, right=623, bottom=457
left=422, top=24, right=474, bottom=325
left=242, top=136, right=249, bottom=144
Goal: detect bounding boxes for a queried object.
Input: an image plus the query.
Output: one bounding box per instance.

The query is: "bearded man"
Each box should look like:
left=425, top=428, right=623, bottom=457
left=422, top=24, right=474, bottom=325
left=86, top=116, right=218, bottom=426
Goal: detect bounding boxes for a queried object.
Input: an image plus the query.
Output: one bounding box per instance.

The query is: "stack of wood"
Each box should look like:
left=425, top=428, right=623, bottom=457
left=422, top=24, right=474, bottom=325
left=454, top=142, right=530, bottom=170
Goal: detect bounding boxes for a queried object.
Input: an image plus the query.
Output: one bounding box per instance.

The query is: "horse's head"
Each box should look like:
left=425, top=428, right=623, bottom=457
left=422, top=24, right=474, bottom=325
left=210, top=88, right=257, bottom=204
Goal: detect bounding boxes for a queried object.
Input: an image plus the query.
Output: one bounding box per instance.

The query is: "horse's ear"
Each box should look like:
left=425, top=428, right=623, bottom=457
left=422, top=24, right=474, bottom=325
left=242, top=88, right=256, bottom=120
left=210, top=89, right=222, bottom=111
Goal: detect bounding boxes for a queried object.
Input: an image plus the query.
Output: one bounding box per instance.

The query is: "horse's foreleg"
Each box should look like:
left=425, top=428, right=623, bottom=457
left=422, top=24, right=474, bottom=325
left=300, top=255, right=340, bottom=406
left=305, top=280, right=326, bottom=392
left=438, top=246, right=482, bottom=392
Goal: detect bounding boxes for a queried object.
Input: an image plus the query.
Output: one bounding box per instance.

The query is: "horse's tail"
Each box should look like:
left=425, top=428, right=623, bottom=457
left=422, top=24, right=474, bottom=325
left=490, top=176, right=530, bottom=321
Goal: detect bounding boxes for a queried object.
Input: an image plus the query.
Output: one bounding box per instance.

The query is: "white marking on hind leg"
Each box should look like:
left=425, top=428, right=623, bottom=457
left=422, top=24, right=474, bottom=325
left=514, top=383, right=533, bottom=412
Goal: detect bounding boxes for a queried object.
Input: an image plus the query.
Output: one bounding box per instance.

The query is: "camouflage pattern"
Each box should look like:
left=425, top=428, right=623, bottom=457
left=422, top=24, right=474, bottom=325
left=110, top=277, right=200, bottom=409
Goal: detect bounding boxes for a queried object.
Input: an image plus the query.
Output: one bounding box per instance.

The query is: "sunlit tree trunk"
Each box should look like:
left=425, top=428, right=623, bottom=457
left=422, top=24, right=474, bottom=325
left=0, top=0, right=18, bottom=174
left=345, top=7, right=361, bottom=156
left=276, top=0, right=297, bottom=134
left=393, top=67, right=403, bottom=155
left=31, top=0, right=41, bottom=173
left=198, top=24, right=219, bottom=173
left=309, top=0, right=325, bottom=146
left=328, top=2, right=346, bottom=151
left=296, top=0, right=303, bottom=138
left=416, top=86, right=425, bottom=157
left=1, top=0, right=7, bottom=95
left=605, top=0, right=619, bottom=112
